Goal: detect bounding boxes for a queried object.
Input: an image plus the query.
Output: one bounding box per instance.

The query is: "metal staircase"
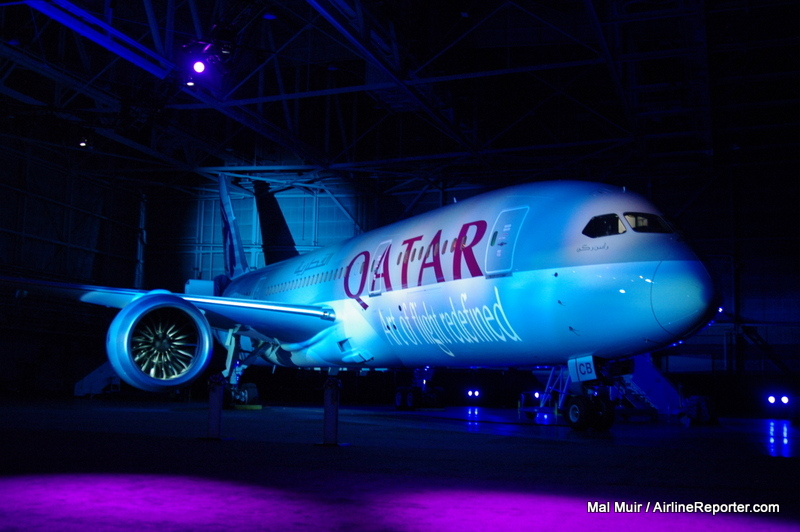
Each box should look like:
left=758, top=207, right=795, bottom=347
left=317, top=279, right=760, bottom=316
left=620, top=354, right=684, bottom=418
left=520, top=353, right=694, bottom=426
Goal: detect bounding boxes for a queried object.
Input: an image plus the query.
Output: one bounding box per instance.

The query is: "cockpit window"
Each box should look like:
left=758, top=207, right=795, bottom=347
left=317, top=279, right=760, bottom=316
left=582, top=214, right=626, bottom=238
left=624, top=212, right=673, bottom=233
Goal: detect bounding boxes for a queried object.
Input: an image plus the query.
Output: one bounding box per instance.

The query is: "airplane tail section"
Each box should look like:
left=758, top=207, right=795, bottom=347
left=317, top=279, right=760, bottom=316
left=219, top=175, right=250, bottom=280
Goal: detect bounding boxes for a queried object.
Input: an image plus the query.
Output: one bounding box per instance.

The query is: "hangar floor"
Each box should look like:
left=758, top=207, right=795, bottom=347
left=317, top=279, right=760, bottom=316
left=1, top=398, right=799, bottom=531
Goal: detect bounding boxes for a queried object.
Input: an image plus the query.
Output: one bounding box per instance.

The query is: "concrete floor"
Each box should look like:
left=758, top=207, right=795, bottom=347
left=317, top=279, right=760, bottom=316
left=1, top=397, right=798, bottom=531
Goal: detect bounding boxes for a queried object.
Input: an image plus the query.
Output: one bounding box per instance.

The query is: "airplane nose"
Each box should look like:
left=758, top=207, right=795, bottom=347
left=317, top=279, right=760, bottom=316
left=651, top=260, right=715, bottom=338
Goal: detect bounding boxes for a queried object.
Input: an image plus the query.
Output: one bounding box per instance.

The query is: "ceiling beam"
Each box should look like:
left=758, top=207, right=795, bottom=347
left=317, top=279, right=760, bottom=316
left=25, top=0, right=174, bottom=78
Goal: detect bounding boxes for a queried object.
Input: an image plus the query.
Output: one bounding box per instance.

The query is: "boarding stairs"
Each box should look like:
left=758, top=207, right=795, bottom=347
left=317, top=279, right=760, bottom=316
left=520, top=353, right=689, bottom=425
left=617, top=354, right=684, bottom=420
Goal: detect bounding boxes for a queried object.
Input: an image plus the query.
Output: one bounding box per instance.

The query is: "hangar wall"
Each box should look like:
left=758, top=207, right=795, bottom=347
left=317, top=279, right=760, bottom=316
left=0, top=172, right=142, bottom=286
left=0, top=159, right=143, bottom=395
left=144, top=186, right=362, bottom=291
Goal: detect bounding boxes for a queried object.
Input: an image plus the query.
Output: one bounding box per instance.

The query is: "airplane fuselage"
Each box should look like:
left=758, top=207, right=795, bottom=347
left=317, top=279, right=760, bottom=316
left=221, top=181, right=714, bottom=370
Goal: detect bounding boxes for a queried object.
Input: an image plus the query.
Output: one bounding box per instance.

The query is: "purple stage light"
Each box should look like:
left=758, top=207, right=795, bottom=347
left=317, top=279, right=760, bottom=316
left=193, top=60, right=206, bottom=74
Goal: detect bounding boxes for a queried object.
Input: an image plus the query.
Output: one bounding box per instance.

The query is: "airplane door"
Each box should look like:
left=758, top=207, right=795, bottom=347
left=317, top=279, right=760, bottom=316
left=484, top=206, right=529, bottom=278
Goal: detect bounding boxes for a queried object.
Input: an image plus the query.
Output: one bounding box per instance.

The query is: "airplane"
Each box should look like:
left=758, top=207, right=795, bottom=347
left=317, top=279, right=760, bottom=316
left=2, top=178, right=716, bottom=430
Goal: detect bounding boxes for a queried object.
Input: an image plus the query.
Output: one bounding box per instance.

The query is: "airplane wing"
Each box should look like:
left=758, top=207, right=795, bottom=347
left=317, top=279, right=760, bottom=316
left=1, top=276, right=335, bottom=344
left=3, top=276, right=145, bottom=309
left=181, top=294, right=335, bottom=343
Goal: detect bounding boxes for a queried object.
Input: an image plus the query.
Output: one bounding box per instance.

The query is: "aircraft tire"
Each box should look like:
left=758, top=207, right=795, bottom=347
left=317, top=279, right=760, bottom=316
left=394, top=389, right=405, bottom=410
left=564, top=396, right=596, bottom=431
left=394, top=387, right=411, bottom=410
left=241, top=383, right=260, bottom=405
left=591, top=396, right=615, bottom=430
left=394, top=387, right=423, bottom=410
left=405, top=389, right=418, bottom=410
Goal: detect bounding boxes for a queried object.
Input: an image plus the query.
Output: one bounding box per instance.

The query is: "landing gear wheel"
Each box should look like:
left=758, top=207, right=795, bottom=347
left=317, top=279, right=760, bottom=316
left=240, top=383, right=260, bottom=405
left=405, top=389, right=418, bottom=410
left=395, top=387, right=415, bottom=410
left=591, top=396, right=615, bottom=430
left=564, top=396, right=596, bottom=431
left=394, top=389, right=406, bottom=410
left=394, top=387, right=422, bottom=410
left=227, top=383, right=260, bottom=407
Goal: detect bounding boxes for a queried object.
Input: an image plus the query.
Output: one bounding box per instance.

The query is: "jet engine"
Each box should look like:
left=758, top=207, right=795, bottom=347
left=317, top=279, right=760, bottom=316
left=106, top=291, right=214, bottom=392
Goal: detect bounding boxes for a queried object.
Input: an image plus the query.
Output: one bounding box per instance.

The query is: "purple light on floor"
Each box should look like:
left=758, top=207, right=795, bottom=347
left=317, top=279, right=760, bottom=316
left=381, top=490, right=797, bottom=532
left=0, top=474, right=795, bottom=531
left=0, top=474, right=297, bottom=530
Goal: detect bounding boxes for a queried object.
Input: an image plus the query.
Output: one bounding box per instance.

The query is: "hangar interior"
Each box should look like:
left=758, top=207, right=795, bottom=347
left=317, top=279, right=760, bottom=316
left=0, top=0, right=798, bottom=416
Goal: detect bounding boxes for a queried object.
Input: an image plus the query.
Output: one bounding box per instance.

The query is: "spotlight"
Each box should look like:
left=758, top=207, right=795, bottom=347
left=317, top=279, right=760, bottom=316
left=767, top=395, right=791, bottom=405
left=181, top=41, right=219, bottom=87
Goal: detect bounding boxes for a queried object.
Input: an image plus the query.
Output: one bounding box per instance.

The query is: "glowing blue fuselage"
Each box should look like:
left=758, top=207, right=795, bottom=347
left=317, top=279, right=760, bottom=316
left=224, top=181, right=715, bottom=369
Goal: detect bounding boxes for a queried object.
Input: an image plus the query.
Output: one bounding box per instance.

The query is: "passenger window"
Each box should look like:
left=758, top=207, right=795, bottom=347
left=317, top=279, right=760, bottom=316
left=624, top=213, right=673, bottom=233
left=582, top=214, right=626, bottom=238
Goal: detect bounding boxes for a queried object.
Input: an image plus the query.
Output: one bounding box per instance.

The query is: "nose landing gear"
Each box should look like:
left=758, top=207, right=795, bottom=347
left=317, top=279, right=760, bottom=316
left=520, top=361, right=619, bottom=431
left=564, top=394, right=615, bottom=431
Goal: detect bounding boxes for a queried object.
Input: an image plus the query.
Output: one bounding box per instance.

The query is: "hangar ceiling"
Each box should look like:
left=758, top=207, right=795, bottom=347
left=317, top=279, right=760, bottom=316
left=1, top=0, right=797, bottom=200
left=1, top=0, right=799, bottom=396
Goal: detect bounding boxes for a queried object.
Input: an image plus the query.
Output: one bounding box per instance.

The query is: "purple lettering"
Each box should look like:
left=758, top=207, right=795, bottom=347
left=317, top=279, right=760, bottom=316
left=344, top=250, right=370, bottom=309
left=417, top=230, right=445, bottom=286
left=399, top=235, right=423, bottom=289
left=453, top=220, right=487, bottom=280
left=370, top=243, right=394, bottom=293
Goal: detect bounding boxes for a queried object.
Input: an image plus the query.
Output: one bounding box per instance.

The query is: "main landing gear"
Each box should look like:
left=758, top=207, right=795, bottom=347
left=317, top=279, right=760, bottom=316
left=522, top=358, right=619, bottom=431
left=220, top=328, right=277, bottom=407
left=394, top=367, right=444, bottom=410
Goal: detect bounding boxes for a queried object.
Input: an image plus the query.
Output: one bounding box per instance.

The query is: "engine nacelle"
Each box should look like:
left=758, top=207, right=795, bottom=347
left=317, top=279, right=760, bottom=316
left=106, top=291, right=213, bottom=392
